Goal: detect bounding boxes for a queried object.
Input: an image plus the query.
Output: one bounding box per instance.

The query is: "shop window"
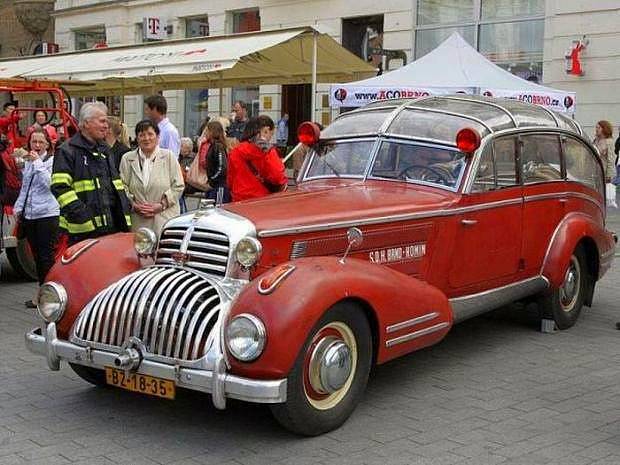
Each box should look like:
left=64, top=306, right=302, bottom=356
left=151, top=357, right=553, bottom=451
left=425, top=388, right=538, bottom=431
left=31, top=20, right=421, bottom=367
left=479, top=19, right=543, bottom=82
left=75, top=26, right=106, bottom=50
left=342, top=15, right=384, bottom=72
left=417, top=0, right=475, bottom=25
left=232, top=9, right=260, bottom=33
left=482, top=0, right=544, bottom=20
left=186, top=16, right=209, bottom=38
left=415, top=25, right=475, bottom=59
left=232, top=87, right=259, bottom=118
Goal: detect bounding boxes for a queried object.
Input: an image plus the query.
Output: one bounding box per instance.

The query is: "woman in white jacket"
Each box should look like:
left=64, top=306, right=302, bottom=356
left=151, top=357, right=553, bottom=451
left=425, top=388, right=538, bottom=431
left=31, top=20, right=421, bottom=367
left=13, top=128, right=60, bottom=296
left=120, top=119, right=184, bottom=236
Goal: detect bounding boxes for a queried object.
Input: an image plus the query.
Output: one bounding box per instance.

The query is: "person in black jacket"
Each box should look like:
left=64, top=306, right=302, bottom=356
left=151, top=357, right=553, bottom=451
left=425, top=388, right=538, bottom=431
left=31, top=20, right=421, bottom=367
left=51, top=102, right=132, bottom=246
left=200, top=120, right=231, bottom=203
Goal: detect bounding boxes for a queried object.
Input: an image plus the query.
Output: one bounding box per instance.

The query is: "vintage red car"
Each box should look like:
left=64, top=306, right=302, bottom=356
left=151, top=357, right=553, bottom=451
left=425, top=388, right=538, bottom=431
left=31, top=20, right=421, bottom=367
left=26, top=96, right=616, bottom=435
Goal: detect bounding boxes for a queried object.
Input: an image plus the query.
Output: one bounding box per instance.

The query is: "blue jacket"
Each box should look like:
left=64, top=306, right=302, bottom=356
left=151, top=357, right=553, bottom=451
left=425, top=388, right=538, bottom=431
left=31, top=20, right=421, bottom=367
left=14, top=154, right=59, bottom=220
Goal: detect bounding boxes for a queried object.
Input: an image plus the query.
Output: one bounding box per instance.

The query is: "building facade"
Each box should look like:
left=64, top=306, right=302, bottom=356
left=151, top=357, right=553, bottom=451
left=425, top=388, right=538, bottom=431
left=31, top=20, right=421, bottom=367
left=52, top=0, right=619, bottom=138
left=0, top=0, right=55, bottom=59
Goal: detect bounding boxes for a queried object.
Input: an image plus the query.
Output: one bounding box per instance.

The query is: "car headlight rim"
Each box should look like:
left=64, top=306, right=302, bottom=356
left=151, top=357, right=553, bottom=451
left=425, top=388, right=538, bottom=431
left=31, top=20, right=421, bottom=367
left=226, top=313, right=266, bottom=362
left=36, top=281, right=67, bottom=323
left=235, top=237, right=262, bottom=268
left=134, top=227, right=157, bottom=256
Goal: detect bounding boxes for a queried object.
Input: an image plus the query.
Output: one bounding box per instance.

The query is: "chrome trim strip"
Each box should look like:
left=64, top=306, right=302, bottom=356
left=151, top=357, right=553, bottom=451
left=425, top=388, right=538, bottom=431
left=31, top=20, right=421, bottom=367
left=538, top=105, right=561, bottom=127
left=60, top=239, right=99, bottom=265
left=524, top=191, right=602, bottom=211
left=386, top=312, right=439, bottom=334
left=385, top=322, right=449, bottom=347
left=258, top=198, right=522, bottom=237
left=449, top=276, right=550, bottom=323
left=183, top=297, right=219, bottom=360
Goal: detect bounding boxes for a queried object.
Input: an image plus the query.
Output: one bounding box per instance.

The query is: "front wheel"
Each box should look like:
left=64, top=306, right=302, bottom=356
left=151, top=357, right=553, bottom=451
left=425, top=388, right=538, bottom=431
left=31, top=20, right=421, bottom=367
left=539, top=246, right=589, bottom=330
left=6, top=239, right=37, bottom=281
left=270, top=302, right=372, bottom=436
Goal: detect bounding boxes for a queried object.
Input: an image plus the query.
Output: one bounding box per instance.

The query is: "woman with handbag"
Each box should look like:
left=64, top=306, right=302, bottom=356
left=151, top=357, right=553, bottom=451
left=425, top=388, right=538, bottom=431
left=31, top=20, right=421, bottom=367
left=198, top=120, right=231, bottom=203
left=119, top=120, right=185, bottom=236
left=13, top=128, right=59, bottom=306
left=227, top=116, right=287, bottom=202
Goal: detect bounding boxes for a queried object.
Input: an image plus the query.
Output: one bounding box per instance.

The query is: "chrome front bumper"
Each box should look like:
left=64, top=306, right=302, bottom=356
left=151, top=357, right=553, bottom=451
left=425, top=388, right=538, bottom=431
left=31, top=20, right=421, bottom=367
left=25, top=323, right=287, bottom=407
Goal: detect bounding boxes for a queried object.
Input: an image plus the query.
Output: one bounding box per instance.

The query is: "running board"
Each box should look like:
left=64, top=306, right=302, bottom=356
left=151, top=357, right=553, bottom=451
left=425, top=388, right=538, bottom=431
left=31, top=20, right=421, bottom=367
left=449, top=276, right=549, bottom=323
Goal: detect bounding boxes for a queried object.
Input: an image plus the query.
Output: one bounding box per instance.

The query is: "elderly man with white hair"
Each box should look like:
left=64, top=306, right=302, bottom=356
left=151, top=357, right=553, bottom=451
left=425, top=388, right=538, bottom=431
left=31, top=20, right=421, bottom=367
left=51, top=102, right=132, bottom=246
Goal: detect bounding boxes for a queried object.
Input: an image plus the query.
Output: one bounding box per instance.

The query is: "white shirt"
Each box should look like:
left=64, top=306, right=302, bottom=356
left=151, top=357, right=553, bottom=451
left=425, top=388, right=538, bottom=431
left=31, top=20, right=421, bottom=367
left=138, top=148, right=156, bottom=187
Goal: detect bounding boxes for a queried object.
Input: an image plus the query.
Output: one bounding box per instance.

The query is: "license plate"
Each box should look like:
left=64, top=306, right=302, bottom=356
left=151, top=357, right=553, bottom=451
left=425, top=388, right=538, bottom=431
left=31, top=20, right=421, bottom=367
left=105, top=367, right=175, bottom=399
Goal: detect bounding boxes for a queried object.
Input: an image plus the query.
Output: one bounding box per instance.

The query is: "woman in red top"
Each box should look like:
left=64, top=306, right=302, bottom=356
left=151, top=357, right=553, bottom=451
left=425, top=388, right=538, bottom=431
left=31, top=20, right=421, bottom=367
left=227, top=115, right=287, bottom=202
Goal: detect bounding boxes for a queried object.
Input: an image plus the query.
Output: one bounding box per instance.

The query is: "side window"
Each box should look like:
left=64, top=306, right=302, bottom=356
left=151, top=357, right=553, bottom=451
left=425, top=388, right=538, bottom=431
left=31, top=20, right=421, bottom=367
left=563, top=137, right=604, bottom=195
left=472, top=145, right=495, bottom=192
left=521, top=134, right=563, bottom=184
left=472, top=136, right=519, bottom=192
left=493, top=136, right=519, bottom=188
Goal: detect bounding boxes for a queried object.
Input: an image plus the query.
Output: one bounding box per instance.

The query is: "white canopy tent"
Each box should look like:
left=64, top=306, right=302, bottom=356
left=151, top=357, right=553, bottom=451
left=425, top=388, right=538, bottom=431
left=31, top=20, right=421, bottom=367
left=0, top=27, right=375, bottom=116
left=330, top=33, right=576, bottom=114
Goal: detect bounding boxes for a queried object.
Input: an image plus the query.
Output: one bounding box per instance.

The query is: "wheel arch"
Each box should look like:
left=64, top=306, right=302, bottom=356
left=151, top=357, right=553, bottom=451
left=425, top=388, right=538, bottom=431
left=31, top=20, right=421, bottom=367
left=575, top=236, right=599, bottom=307
left=226, top=256, right=452, bottom=380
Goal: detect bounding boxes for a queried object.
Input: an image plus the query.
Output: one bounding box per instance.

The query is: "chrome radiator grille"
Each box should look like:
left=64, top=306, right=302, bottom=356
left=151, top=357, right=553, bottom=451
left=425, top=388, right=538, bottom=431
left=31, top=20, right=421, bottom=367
left=156, top=225, right=230, bottom=277
left=73, top=267, right=221, bottom=361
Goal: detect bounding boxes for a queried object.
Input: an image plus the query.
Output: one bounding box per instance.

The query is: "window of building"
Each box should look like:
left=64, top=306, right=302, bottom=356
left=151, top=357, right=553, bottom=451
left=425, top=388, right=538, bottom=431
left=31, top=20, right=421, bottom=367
left=186, top=16, right=209, bottom=38
left=232, top=9, right=260, bottom=33
left=415, top=0, right=544, bottom=82
left=75, top=26, right=106, bottom=50
left=230, top=9, right=260, bottom=116
left=184, top=16, right=210, bottom=136
left=342, top=15, right=384, bottom=72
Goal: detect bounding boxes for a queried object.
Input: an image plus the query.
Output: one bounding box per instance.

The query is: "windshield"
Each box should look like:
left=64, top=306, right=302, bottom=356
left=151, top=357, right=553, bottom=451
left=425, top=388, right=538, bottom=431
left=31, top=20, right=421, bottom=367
left=305, top=140, right=374, bottom=178
left=371, top=141, right=466, bottom=189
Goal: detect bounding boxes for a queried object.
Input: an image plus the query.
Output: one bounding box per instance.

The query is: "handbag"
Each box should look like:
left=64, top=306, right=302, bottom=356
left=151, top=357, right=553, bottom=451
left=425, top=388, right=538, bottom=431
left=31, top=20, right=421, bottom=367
left=186, top=150, right=211, bottom=192
left=606, top=182, right=617, bottom=208
left=15, top=170, right=36, bottom=240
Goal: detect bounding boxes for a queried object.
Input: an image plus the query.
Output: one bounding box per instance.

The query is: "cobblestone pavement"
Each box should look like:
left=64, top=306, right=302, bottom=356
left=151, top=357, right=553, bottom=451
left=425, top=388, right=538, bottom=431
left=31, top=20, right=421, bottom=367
left=0, top=211, right=619, bottom=465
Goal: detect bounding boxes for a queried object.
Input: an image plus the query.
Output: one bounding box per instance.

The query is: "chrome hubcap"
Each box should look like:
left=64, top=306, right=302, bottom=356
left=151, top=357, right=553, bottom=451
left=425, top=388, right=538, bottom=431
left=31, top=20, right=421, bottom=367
left=310, top=337, right=352, bottom=394
left=560, top=256, right=580, bottom=312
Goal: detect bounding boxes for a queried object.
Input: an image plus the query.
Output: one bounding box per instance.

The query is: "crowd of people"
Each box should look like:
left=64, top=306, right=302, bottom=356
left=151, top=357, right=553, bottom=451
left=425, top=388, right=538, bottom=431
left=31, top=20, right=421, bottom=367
left=0, top=95, right=290, bottom=305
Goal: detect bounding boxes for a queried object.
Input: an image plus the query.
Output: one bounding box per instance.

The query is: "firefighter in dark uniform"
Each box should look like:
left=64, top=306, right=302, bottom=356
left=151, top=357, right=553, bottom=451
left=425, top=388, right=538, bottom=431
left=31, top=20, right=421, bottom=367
left=51, top=102, right=131, bottom=246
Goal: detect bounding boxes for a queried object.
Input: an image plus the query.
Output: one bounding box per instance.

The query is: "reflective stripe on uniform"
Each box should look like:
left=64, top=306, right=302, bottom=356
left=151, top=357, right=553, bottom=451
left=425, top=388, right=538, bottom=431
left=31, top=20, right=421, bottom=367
left=56, top=190, right=79, bottom=208
left=124, top=214, right=132, bottom=226
left=59, top=216, right=96, bottom=234
left=51, top=172, right=73, bottom=186
left=73, top=179, right=97, bottom=193
left=112, top=179, right=125, bottom=191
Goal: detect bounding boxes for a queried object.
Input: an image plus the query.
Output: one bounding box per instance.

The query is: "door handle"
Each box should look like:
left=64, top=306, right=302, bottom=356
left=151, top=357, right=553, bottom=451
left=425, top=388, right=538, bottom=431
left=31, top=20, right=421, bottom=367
left=461, top=219, right=478, bottom=226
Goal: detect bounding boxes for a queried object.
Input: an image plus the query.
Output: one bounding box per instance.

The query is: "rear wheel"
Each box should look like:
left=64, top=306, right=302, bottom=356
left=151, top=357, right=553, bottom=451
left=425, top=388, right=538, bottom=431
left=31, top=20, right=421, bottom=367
left=539, top=246, right=589, bottom=330
left=6, top=238, right=37, bottom=281
left=69, top=363, right=107, bottom=387
left=270, top=302, right=372, bottom=436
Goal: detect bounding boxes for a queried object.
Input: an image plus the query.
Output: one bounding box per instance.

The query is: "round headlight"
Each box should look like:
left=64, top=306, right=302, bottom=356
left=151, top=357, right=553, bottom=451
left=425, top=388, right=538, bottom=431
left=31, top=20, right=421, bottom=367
left=235, top=237, right=262, bottom=268
left=226, top=314, right=266, bottom=362
left=134, top=227, right=157, bottom=256
left=37, top=282, right=67, bottom=323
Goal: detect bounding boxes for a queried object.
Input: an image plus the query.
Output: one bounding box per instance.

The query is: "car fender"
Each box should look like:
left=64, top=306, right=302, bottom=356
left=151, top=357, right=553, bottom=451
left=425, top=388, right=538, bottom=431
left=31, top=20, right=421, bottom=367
left=226, top=256, right=452, bottom=380
left=47, top=233, right=141, bottom=338
left=541, top=212, right=613, bottom=288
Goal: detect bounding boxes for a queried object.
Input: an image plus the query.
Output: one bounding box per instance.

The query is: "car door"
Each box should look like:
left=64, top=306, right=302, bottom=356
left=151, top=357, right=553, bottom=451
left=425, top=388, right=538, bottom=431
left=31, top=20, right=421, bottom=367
left=520, top=133, right=566, bottom=274
left=448, top=135, right=523, bottom=293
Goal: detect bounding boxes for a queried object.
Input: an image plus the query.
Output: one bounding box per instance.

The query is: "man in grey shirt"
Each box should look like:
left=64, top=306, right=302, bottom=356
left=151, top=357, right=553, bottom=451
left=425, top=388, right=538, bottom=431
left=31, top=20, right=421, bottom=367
left=144, top=95, right=180, bottom=156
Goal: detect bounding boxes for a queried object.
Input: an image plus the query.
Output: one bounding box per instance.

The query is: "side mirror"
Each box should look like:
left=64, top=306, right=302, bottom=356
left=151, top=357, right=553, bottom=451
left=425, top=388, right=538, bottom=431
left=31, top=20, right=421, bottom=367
left=340, top=227, right=363, bottom=264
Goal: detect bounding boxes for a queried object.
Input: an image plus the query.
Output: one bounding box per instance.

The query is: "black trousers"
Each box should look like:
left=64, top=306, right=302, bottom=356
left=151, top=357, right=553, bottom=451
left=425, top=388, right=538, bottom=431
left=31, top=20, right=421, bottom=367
left=23, top=216, right=59, bottom=285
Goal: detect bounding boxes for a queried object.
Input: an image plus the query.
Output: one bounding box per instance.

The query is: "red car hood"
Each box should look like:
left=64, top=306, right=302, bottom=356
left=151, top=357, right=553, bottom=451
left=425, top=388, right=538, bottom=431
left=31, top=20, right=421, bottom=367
left=225, top=179, right=460, bottom=234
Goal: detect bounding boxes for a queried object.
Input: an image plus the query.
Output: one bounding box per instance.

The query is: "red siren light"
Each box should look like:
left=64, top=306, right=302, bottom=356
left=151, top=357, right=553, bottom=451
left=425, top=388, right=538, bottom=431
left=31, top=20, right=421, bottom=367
left=297, top=121, right=321, bottom=146
left=456, top=127, right=481, bottom=154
